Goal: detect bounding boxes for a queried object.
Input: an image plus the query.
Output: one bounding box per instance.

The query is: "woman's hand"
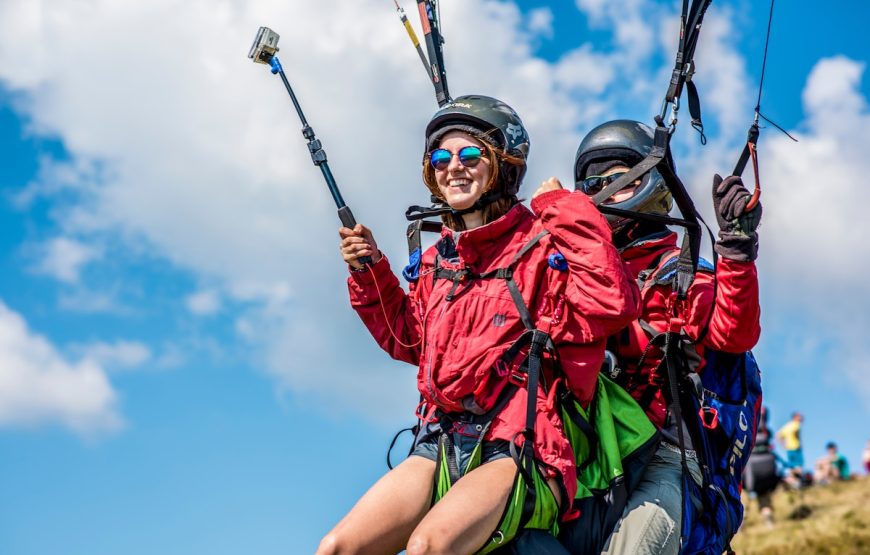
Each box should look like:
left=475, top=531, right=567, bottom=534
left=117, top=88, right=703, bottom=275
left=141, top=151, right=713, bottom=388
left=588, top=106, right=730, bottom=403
left=339, top=224, right=382, bottom=270
left=532, top=177, right=563, bottom=200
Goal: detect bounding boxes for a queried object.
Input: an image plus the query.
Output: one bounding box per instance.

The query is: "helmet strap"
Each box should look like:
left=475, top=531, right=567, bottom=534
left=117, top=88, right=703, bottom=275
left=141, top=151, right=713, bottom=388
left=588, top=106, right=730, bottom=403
left=405, top=190, right=516, bottom=222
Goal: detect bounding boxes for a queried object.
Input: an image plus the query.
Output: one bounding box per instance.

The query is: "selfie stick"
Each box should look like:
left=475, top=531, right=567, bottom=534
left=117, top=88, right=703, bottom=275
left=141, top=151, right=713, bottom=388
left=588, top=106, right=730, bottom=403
left=248, top=27, right=371, bottom=265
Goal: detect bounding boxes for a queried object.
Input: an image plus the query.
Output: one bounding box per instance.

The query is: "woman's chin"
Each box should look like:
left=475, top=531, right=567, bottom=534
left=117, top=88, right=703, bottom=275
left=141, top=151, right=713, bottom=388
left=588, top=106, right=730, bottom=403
left=444, top=194, right=479, bottom=211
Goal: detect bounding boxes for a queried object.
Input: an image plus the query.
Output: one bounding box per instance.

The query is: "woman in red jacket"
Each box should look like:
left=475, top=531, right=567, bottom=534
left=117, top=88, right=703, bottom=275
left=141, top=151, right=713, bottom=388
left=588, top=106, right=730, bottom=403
left=317, top=96, right=639, bottom=555
left=573, top=120, right=762, bottom=555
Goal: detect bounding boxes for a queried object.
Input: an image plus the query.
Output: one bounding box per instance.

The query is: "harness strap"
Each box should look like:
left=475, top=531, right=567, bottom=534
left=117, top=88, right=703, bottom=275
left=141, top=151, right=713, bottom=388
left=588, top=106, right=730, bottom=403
left=663, top=324, right=692, bottom=553
left=592, top=125, right=701, bottom=299
left=427, top=229, right=565, bottom=497
left=686, top=79, right=706, bottom=144
left=506, top=278, right=534, bottom=331
left=416, top=0, right=450, bottom=106
left=404, top=219, right=444, bottom=282
left=559, top=380, right=599, bottom=473
left=733, top=123, right=760, bottom=178
left=509, top=330, right=550, bottom=489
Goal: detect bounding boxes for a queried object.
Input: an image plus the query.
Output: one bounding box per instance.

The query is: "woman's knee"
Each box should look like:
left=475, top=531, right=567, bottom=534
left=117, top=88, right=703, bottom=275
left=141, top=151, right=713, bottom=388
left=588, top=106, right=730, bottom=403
left=405, top=531, right=438, bottom=555
left=316, top=530, right=349, bottom=555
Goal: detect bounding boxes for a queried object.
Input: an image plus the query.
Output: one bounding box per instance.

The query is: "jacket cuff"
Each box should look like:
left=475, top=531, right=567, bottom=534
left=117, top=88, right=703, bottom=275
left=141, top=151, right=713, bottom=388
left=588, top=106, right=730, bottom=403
left=531, top=188, right=572, bottom=214
left=347, top=254, right=393, bottom=305
left=714, top=232, right=758, bottom=262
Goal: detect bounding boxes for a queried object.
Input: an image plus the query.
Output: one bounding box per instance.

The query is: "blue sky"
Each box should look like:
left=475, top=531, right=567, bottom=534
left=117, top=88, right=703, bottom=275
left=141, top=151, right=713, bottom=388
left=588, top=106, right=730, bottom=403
left=1, top=1, right=869, bottom=553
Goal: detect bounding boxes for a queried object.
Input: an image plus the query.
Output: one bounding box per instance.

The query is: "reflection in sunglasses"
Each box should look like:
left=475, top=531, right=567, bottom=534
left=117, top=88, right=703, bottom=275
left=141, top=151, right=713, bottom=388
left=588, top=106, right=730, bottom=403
left=429, top=146, right=484, bottom=170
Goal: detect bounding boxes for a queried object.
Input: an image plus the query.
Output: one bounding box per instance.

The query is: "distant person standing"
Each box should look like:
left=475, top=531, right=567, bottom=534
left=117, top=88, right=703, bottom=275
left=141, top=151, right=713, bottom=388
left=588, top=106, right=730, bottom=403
left=744, top=406, right=779, bottom=527
left=863, top=440, right=870, bottom=474
left=777, top=411, right=804, bottom=473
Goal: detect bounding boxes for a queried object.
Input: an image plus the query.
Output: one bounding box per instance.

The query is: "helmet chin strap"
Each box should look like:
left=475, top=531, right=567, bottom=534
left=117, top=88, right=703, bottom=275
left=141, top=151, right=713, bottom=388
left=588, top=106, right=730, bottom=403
left=405, top=190, right=515, bottom=222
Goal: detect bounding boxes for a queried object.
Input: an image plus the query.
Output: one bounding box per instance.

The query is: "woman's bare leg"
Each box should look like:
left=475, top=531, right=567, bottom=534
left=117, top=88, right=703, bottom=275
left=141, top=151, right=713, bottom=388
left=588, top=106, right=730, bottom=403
left=316, top=455, right=436, bottom=555
left=406, top=458, right=531, bottom=555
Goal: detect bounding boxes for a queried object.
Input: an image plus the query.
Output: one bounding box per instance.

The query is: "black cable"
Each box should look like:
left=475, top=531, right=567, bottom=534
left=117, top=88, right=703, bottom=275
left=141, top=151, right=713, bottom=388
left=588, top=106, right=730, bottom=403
left=755, top=0, right=776, bottom=113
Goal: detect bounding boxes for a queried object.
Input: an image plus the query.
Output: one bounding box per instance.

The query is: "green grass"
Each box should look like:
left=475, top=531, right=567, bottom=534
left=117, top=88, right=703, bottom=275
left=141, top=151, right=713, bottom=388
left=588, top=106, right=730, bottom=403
left=732, top=475, right=870, bottom=554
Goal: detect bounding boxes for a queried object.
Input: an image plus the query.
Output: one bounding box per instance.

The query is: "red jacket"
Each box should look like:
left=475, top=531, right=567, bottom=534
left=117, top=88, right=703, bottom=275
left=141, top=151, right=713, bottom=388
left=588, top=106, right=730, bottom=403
left=610, top=232, right=761, bottom=428
left=348, top=189, right=640, bottom=507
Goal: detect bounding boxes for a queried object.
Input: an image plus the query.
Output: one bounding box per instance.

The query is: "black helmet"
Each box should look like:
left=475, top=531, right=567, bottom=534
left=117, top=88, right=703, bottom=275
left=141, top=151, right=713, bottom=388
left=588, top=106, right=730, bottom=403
left=425, top=95, right=529, bottom=196
left=574, top=120, right=673, bottom=231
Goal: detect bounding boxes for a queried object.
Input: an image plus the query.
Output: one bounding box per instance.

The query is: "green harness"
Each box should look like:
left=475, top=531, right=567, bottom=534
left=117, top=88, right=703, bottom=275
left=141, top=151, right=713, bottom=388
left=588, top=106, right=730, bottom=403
left=432, top=428, right=561, bottom=555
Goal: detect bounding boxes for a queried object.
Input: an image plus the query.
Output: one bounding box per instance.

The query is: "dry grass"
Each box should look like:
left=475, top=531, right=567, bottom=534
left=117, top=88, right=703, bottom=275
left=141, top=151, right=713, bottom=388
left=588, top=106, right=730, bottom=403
left=732, top=475, right=870, bottom=554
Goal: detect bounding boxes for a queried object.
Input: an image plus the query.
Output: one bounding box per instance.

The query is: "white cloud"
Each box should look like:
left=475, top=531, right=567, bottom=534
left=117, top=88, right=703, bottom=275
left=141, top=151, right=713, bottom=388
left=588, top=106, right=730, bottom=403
left=527, top=7, right=554, bottom=39
left=186, top=289, right=221, bottom=316
left=0, top=300, right=121, bottom=434
left=1, top=0, right=868, bottom=422
left=57, top=287, right=128, bottom=315
left=762, top=57, right=869, bottom=287
left=72, top=340, right=152, bottom=371
left=33, top=236, right=102, bottom=284
left=756, top=57, right=870, bottom=403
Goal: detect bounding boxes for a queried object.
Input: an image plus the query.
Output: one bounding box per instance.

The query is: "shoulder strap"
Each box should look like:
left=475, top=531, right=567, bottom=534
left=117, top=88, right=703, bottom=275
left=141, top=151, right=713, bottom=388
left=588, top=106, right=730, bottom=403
left=403, top=218, right=443, bottom=282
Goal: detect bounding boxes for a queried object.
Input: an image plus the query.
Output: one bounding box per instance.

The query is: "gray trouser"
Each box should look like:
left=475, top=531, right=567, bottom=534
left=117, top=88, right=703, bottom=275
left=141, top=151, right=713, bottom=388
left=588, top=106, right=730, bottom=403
left=601, top=443, right=701, bottom=555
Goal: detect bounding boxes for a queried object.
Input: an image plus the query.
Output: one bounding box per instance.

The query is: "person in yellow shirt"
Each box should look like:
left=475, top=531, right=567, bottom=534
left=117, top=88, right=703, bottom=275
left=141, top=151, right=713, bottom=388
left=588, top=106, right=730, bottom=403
left=777, top=412, right=804, bottom=472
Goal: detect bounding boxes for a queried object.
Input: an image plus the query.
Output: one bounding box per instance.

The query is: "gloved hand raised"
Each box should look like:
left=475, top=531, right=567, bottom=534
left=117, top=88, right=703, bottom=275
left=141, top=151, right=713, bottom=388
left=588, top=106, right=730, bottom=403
left=712, top=174, right=762, bottom=261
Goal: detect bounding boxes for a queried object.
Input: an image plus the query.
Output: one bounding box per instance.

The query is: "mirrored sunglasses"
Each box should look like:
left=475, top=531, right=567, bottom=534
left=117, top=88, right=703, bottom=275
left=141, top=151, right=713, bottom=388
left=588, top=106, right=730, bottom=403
left=429, top=146, right=485, bottom=171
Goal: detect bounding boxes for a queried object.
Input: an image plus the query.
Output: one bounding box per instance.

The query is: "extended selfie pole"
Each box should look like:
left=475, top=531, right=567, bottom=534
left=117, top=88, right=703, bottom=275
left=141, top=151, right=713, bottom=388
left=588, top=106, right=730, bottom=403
left=248, top=26, right=371, bottom=265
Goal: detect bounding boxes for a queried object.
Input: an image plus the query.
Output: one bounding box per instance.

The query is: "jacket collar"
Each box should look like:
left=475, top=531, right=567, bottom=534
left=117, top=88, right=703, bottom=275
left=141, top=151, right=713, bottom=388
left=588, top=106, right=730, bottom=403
left=438, top=203, right=534, bottom=267
left=619, top=230, right=678, bottom=279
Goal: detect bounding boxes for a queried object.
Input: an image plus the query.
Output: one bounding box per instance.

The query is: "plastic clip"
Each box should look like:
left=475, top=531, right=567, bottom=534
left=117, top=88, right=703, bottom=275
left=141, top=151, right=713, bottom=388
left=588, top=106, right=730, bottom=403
left=508, top=371, right=528, bottom=388
left=699, top=406, right=719, bottom=429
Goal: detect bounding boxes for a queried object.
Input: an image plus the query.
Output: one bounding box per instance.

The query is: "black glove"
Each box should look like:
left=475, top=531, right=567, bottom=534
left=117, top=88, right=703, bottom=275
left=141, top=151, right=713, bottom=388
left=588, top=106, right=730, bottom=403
left=712, top=174, right=762, bottom=261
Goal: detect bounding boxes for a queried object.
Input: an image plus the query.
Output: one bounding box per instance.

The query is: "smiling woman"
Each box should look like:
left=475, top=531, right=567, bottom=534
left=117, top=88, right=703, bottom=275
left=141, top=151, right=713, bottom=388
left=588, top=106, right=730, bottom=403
left=419, top=100, right=529, bottom=232
left=327, top=95, right=642, bottom=554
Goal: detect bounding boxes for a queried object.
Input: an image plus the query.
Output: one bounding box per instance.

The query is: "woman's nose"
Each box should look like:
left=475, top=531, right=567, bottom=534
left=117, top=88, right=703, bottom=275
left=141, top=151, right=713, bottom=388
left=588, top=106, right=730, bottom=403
left=446, top=152, right=464, bottom=172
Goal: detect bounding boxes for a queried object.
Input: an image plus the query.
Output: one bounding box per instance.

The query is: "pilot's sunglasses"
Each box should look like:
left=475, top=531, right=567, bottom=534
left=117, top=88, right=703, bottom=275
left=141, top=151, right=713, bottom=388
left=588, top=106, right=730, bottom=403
left=579, top=171, right=629, bottom=195
left=429, top=146, right=485, bottom=171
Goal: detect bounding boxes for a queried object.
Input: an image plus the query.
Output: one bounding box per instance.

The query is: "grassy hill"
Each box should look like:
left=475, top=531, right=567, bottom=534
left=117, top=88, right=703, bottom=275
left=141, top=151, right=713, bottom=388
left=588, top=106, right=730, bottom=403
left=731, top=475, right=870, bottom=554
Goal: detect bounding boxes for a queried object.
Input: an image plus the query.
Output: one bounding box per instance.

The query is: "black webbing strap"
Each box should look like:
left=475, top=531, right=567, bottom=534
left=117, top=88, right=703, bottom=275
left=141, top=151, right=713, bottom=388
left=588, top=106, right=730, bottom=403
left=593, top=125, right=701, bottom=299
left=406, top=219, right=443, bottom=256
left=387, top=425, right=417, bottom=470
left=478, top=230, right=550, bottom=279
left=429, top=228, right=554, bottom=489
left=656, top=151, right=702, bottom=299
left=591, top=128, right=666, bottom=205
left=733, top=123, right=760, bottom=177
left=560, top=380, right=599, bottom=473
left=597, top=206, right=697, bottom=229
left=506, top=278, right=535, bottom=331
left=663, top=325, right=692, bottom=546
left=441, top=430, right=462, bottom=484
left=663, top=0, right=713, bottom=141
left=509, top=329, right=550, bottom=488
left=406, top=204, right=447, bottom=221
left=416, top=0, right=450, bottom=106
left=406, top=192, right=510, bottom=223
left=686, top=80, right=706, bottom=144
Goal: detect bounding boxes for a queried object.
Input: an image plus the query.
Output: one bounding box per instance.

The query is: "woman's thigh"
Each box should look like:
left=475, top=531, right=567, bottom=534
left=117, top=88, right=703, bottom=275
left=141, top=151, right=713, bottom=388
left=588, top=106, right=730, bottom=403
left=317, top=455, right=436, bottom=555
left=407, top=457, right=518, bottom=555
